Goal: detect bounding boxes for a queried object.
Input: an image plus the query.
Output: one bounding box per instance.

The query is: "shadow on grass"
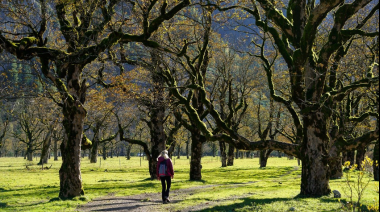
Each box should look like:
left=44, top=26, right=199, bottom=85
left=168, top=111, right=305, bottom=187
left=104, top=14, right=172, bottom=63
left=0, top=202, right=7, bottom=208
left=197, top=195, right=346, bottom=212
left=98, top=179, right=128, bottom=183
left=140, top=178, right=154, bottom=181
left=49, top=197, right=62, bottom=202
left=85, top=181, right=158, bottom=193
left=188, top=179, right=207, bottom=183
left=198, top=197, right=292, bottom=212
left=0, top=186, right=59, bottom=196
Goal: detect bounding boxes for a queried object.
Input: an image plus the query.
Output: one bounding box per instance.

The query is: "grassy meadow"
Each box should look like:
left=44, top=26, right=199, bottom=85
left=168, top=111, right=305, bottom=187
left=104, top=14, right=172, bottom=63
left=0, top=156, right=378, bottom=211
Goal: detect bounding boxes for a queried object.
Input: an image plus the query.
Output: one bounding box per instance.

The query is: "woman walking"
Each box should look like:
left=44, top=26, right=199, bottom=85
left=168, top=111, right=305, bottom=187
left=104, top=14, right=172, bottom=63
left=156, top=150, right=174, bottom=204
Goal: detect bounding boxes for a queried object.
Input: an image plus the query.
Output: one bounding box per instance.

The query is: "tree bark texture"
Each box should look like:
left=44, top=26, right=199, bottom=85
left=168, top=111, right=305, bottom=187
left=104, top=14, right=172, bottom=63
left=148, top=103, right=166, bottom=179
left=39, top=128, right=54, bottom=165
left=177, top=146, right=181, bottom=159
left=227, top=144, right=234, bottom=166
left=39, top=139, right=51, bottom=165
left=126, top=144, right=131, bottom=160
left=102, top=144, right=107, bottom=160
left=58, top=63, right=89, bottom=199
left=219, top=140, right=227, bottom=167
left=59, top=101, right=86, bottom=199
left=147, top=64, right=168, bottom=179
left=329, top=155, right=342, bottom=179
left=190, top=130, right=204, bottom=180
left=27, top=151, right=33, bottom=161
left=148, top=135, right=164, bottom=180
left=54, top=139, right=58, bottom=161
left=90, top=138, right=99, bottom=163
left=300, top=112, right=331, bottom=196
left=259, top=149, right=273, bottom=168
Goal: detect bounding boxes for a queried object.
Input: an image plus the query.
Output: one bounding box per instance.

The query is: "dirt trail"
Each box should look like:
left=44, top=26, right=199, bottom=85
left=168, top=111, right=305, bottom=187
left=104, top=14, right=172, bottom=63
left=78, top=166, right=299, bottom=212
left=78, top=184, right=218, bottom=212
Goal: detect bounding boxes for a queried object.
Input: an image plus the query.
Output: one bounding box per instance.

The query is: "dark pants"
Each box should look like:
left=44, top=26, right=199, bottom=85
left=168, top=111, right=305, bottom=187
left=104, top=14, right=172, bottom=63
left=160, top=176, right=171, bottom=201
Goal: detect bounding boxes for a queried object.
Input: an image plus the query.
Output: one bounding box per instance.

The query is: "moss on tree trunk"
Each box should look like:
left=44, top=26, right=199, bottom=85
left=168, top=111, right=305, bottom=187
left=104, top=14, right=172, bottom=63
left=190, top=130, right=204, bottom=180
left=59, top=102, right=86, bottom=199
left=300, top=112, right=331, bottom=196
left=58, top=63, right=87, bottom=199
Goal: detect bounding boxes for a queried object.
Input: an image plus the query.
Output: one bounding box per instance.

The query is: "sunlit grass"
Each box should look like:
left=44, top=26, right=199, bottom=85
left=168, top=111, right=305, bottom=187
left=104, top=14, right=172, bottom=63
left=0, top=156, right=378, bottom=211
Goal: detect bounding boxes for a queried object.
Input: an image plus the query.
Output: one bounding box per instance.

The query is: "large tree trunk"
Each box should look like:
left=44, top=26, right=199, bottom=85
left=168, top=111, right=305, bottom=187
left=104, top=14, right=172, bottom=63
left=177, top=145, right=181, bottom=159
left=300, top=112, right=331, bottom=196
left=102, top=144, right=107, bottom=160
left=190, top=130, right=204, bottom=180
left=227, top=144, right=234, bottom=166
left=148, top=113, right=166, bottom=180
left=59, top=100, right=86, bottom=199
left=58, top=64, right=88, bottom=199
left=329, top=154, right=343, bottom=179
left=219, top=140, right=227, bottom=167
left=148, top=135, right=164, bottom=180
left=355, top=146, right=366, bottom=170
left=126, top=144, right=131, bottom=160
left=26, top=146, right=33, bottom=161
left=90, top=138, right=99, bottom=163
left=328, top=146, right=343, bottom=179
left=38, top=129, right=53, bottom=165
left=39, top=139, right=51, bottom=165
left=259, top=149, right=273, bottom=168
left=374, top=141, right=379, bottom=181
left=147, top=64, right=167, bottom=180
left=148, top=126, right=165, bottom=180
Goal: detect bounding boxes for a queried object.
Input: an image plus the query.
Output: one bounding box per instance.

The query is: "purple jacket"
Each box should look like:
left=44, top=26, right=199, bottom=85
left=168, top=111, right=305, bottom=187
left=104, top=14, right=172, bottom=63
left=156, top=156, right=174, bottom=178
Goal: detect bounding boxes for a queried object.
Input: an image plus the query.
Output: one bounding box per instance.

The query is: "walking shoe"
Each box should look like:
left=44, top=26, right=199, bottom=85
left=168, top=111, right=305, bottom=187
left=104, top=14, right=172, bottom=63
left=166, top=198, right=171, bottom=203
left=163, top=200, right=168, bottom=204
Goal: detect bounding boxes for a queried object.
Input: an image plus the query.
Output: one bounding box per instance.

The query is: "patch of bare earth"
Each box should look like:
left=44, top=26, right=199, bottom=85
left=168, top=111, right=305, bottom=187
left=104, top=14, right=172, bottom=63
left=78, top=183, right=256, bottom=212
left=78, top=167, right=299, bottom=212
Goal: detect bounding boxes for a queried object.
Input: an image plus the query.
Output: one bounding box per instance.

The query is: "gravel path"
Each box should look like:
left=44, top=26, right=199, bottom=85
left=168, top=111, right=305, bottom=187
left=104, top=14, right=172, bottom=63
left=78, top=183, right=257, bottom=212
left=78, top=166, right=299, bottom=212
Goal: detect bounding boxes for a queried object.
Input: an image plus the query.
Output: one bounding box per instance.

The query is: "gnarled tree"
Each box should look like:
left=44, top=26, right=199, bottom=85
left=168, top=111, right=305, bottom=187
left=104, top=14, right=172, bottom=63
left=0, top=0, right=189, bottom=199
left=163, top=0, right=379, bottom=196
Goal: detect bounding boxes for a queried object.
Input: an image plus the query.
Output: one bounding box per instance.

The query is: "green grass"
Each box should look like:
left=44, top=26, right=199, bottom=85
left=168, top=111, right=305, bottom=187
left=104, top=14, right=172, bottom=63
left=0, top=156, right=378, bottom=211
